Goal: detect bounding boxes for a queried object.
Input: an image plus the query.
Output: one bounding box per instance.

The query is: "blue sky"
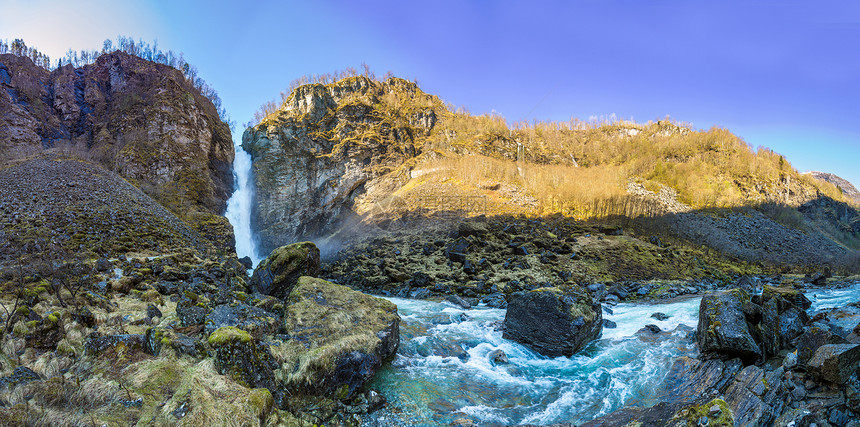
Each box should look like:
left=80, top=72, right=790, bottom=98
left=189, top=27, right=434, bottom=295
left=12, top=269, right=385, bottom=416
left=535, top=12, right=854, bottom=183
left=2, top=0, right=859, bottom=187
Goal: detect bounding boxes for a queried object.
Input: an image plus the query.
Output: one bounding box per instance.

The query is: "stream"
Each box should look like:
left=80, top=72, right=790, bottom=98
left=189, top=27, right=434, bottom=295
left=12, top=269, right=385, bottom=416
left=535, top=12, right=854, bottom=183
left=365, top=283, right=860, bottom=426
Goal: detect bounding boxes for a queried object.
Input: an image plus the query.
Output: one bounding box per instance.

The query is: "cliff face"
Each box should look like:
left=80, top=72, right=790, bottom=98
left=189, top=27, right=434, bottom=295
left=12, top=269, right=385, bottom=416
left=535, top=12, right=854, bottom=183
left=0, top=51, right=234, bottom=217
left=243, top=76, right=442, bottom=253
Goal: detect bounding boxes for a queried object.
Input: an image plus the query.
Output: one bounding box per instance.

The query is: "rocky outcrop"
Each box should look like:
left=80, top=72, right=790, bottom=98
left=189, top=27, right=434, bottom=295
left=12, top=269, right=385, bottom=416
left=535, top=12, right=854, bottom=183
left=808, top=344, right=860, bottom=384
left=808, top=171, right=860, bottom=204
left=697, top=289, right=762, bottom=362
left=503, top=284, right=602, bottom=357
left=277, top=276, right=399, bottom=397
left=250, top=241, right=320, bottom=299
left=0, top=51, right=234, bottom=235
left=242, top=76, right=443, bottom=253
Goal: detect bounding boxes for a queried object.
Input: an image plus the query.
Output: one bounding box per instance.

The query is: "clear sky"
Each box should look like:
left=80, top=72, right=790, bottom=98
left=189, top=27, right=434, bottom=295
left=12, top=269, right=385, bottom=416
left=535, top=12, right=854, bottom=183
left=2, top=0, right=859, bottom=187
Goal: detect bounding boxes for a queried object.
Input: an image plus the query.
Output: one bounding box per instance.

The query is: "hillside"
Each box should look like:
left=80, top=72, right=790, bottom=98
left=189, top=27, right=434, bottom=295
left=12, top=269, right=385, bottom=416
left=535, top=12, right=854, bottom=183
left=245, top=75, right=859, bottom=269
left=808, top=171, right=860, bottom=203
left=0, top=51, right=235, bottom=250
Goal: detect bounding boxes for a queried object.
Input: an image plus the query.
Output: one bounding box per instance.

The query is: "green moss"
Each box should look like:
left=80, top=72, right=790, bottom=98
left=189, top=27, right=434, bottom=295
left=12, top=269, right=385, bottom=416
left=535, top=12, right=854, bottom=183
left=678, top=398, right=733, bottom=426
left=208, top=326, right=252, bottom=346
left=248, top=388, right=274, bottom=418
left=47, top=313, right=59, bottom=323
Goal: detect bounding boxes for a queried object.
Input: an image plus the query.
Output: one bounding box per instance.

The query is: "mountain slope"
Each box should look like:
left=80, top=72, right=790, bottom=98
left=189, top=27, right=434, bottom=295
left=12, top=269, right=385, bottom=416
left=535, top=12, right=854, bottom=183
left=807, top=171, right=860, bottom=204
left=245, top=75, right=859, bottom=268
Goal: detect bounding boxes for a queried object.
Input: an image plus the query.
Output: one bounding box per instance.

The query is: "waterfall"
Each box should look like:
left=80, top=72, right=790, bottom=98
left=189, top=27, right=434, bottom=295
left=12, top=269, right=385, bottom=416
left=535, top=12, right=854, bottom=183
left=225, top=143, right=262, bottom=268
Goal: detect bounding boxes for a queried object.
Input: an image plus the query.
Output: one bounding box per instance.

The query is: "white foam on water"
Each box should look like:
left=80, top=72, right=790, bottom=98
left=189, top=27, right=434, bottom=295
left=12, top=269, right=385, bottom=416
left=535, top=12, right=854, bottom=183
left=370, top=294, right=702, bottom=426
left=806, top=282, right=860, bottom=311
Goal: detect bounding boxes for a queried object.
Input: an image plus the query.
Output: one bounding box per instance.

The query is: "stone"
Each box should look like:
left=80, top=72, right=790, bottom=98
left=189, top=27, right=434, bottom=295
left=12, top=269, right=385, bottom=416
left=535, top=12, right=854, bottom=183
left=603, top=319, right=618, bottom=329
left=208, top=326, right=283, bottom=406
left=0, top=367, right=40, bottom=390
left=176, top=296, right=211, bottom=327
left=488, top=349, right=509, bottom=365
left=708, top=404, right=722, bottom=417
left=446, top=295, right=472, bottom=309
left=279, top=277, right=400, bottom=398
left=25, top=314, right=65, bottom=350
left=146, top=303, right=162, bottom=319
left=807, top=344, right=860, bottom=384
left=784, top=351, right=798, bottom=370
left=503, top=284, right=602, bottom=357
left=796, top=324, right=848, bottom=364
left=250, top=241, right=320, bottom=299
left=651, top=312, right=670, bottom=321
left=203, top=303, right=279, bottom=338
left=458, top=221, right=487, bottom=237
left=698, top=289, right=762, bottom=362
left=238, top=256, right=253, bottom=270
left=85, top=334, right=149, bottom=357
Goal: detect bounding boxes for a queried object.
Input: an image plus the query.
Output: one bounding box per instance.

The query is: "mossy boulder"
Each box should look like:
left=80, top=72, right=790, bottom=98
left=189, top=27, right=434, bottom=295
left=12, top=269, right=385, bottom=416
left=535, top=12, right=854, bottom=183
left=250, top=241, right=320, bottom=299
left=208, top=326, right=282, bottom=405
left=697, top=289, right=762, bottom=363
left=24, top=312, right=64, bottom=350
left=279, top=276, right=400, bottom=398
left=502, top=284, right=602, bottom=357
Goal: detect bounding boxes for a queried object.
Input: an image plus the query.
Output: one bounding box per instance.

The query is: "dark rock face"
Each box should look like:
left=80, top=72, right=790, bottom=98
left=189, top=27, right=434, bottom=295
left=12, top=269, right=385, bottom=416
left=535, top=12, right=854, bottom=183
left=698, top=289, right=761, bottom=362
left=0, top=367, right=41, bottom=390
left=503, top=284, right=602, bottom=357
left=84, top=334, right=149, bottom=357
left=250, top=241, right=320, bottom=299
left=0, top=51, right=234, bottom=218
left=808, top=344, right=860, bottom=384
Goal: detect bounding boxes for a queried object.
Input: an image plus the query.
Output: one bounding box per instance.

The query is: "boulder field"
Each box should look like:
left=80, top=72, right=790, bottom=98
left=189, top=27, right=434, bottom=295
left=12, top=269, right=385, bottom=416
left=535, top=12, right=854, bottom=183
left=0, top=241, right=400, bottom=426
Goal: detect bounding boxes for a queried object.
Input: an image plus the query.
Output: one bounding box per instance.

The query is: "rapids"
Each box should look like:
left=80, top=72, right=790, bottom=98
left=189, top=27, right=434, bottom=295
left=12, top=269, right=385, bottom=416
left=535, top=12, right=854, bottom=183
left=366, top=296, right=701, bottom=426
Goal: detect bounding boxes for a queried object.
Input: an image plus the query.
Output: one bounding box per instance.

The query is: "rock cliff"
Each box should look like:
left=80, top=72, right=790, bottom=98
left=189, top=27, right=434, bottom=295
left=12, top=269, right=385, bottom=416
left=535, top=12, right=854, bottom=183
left=243, top=76, right=442, bottom=253
left=0, top=51, right=234, bottom=248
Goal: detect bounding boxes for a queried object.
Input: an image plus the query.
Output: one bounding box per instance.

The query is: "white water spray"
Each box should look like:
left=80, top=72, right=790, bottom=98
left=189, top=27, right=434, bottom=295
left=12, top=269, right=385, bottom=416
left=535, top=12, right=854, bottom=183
left=225, top=143, right=262, bottom=267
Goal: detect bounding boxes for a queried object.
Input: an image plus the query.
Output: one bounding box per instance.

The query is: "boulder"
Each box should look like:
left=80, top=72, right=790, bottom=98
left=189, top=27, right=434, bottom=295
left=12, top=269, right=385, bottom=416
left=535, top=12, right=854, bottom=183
left=279, top=276, right=400, bottom=398
left=208, top=326, right=283, bottom=405
left=808, top=344, right=860, bottom=384
left=796, top=324, right=848, bottom=364
left=697, top=289, right=761, bottom=362
left=250, top=241, right=320, bottom=299
left=503, top=284, right=602, bottom=357
left=203, top=303, right=279, bottom=338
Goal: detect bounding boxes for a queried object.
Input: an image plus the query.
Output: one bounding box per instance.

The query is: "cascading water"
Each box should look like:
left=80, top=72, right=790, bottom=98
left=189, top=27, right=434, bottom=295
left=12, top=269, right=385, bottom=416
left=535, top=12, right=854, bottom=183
left=365, top=296, right=702, bottom=426
left=224, top=143, right=262, bottom=267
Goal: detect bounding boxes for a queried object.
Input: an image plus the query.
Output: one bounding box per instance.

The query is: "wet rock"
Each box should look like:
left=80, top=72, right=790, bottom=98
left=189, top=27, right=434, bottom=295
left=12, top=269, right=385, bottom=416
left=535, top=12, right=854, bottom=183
left=481, top=293, right=507, bottom=309
left=603, top=319, right=617, bottom=329
left=808, top=344, right=860, bottom=384
left=446, top=295, right=471, bottom=309
left=651, top=312, right=670, bottom=321
left=607, top=285, right=628, bottom=300
left=204, top=303, right=279, bottom=338
left=638, top=324, right=662, bottom=335
left=96, top=258, right=112, bottom=272
left=250, top=241, right=320, bottom=299
left=171, top=333, right=206, bottom=358
left=587, top=283, right=606, bottom=293
left=830, top=407, right=849, bottom=427
left=503, top=284, right=602, bottom=357
left=279, top=277, right=400, bottom=398
left=410, top=287, right=431, bottom=299
left=238, top=256, right=253, bottom=270
left=697, top=289, right=761, bottom=362
left=735, top=275, right=760, bottom=294
left=488, top=349, right=509, bottom=365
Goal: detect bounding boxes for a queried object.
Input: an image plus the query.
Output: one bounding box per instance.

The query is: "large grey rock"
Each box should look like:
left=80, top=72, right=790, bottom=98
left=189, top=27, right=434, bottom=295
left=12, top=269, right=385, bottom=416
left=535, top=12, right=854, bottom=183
left=698, top=289, right=761, bottom=362
left=796, top=323, right=848, bottom=364
left=250, top=241, right=320, bottom=299
left=808, top=344, right=860, bottom=384
left=503, top=284, right=602, bottom=357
